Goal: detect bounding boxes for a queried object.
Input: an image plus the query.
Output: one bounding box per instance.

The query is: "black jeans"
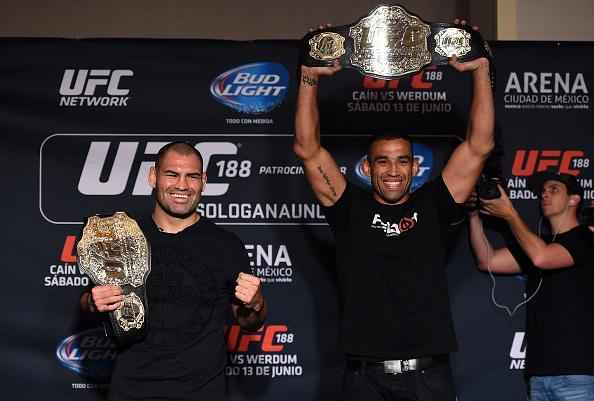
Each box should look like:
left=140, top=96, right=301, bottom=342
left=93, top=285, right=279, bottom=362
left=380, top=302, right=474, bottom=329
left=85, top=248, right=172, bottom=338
left=342, top=357, right=457, bottom=401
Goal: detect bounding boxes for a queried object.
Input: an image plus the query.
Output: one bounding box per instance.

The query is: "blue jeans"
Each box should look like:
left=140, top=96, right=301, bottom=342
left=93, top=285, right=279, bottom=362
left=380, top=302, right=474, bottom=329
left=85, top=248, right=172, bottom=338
left=530, top=375, right=594, bottom=401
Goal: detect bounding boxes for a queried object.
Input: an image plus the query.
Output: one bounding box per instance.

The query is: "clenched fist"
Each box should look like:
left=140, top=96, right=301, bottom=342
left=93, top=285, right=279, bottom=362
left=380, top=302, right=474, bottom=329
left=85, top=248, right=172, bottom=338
left=234, top=272, right=263, bottom=311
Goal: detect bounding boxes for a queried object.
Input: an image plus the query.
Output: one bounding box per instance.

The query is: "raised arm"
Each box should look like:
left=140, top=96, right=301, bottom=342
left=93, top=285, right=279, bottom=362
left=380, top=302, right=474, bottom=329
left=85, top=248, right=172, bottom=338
left=467, top=210, right=521, bottom=274
left=442, top=57, right=494, bottom=203
left=480, top=186, right=577, bottom=270
left=294, top=64, right=346, bottom=207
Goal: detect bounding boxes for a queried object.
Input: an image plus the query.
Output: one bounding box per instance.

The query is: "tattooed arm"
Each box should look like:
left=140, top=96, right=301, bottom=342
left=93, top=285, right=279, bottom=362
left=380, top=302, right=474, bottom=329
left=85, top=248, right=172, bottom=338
left=294, top=64, right=346, bottom=207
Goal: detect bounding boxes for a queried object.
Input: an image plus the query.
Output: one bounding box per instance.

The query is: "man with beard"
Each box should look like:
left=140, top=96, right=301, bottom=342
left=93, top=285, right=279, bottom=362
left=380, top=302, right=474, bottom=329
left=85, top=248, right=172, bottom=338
left=294, top=42, right=494, bottom=400
left=467, top=173, right=593, bottom=401
left=80, top=142, right=267, bottom=401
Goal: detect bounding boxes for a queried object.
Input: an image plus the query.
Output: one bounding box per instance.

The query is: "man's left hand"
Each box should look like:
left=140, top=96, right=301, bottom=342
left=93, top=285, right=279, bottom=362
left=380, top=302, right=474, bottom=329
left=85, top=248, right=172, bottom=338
left=448, top=19, right=489, bottom=73
left=449, top=56, right=490, bottom=72
left=235, top=272, right=264, bottom=311
left=479, top=185, right=518, bottom=221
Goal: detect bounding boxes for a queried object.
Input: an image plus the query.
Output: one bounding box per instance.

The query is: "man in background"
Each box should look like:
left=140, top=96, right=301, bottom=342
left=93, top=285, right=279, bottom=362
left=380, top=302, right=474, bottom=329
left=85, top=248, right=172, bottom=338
left=467, top=172, right=594, bottom=401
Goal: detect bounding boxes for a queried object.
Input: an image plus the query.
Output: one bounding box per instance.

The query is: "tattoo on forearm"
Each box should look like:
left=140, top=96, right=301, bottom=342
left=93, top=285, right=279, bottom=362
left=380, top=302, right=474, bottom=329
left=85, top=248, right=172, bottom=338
left=317, top=165, right=337, bottom=197
left=302, top=75, right=318, bottom=87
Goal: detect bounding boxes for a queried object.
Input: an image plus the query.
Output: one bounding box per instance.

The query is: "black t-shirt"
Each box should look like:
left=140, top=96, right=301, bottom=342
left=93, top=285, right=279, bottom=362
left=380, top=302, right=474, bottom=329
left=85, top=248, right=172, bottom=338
left=324, top=177, right=463, bottom=360
left=508, top=224, right=594, bottom=376
left=109, top=216, right=249, bottom=401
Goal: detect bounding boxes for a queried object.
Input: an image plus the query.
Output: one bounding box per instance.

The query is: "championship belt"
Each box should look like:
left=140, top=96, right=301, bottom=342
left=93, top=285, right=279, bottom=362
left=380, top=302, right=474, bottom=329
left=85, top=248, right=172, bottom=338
left=302, top=4, right=494, bottom=80
left=77, top=212, right=151, bottom=345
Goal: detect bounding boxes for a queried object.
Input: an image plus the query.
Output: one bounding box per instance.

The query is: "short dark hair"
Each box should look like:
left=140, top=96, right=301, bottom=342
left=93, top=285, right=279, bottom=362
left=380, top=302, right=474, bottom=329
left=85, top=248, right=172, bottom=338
left=529, top=171, right=583, bottom=212
left=529, top=171, right=582, bottom=196
left=366, top=133, right=413, bottom=161
left=154, top=142, right=203, bottom=171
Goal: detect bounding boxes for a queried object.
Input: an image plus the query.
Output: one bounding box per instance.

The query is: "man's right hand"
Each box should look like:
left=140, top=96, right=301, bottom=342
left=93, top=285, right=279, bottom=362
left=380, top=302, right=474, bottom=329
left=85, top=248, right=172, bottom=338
left=300, top=63, right=342, bottom=86
left=90, top=285, right=123, bottom=312
left=300, top=23, right=342, bottom=86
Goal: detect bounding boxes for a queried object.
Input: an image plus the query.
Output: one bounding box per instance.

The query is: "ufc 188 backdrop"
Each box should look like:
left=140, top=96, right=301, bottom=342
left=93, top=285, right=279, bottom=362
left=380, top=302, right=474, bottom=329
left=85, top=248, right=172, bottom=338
left=1, top=38, right=592, bottom=401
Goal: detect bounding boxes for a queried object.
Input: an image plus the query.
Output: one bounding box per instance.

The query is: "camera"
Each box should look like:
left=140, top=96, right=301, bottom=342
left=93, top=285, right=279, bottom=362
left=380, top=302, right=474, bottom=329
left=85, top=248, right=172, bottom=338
left=476, top=175, right=502, bottom=200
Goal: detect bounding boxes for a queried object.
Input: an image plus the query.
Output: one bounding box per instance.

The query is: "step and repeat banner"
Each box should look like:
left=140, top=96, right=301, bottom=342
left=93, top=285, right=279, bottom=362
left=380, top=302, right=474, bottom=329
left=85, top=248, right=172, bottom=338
left=1, top=39, right=592, bottom=401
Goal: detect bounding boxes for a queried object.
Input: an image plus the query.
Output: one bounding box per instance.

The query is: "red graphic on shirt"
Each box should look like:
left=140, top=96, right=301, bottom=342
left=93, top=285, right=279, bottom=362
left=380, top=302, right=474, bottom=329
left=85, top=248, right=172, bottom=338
left=399, top=216, right=416, bottom=232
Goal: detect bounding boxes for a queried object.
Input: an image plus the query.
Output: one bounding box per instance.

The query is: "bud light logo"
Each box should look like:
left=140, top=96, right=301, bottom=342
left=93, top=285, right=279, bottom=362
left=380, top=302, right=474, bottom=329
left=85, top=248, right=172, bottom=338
left=354, top=142, right=433, bottom=192
left=210, top=62, right=289, bottom=114
left=56, top=328, right=117, bottom=381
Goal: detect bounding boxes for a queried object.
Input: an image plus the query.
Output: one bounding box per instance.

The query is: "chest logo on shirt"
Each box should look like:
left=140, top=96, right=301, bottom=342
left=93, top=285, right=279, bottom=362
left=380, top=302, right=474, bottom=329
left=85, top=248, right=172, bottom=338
left=370, top=212, right=419, bottom=237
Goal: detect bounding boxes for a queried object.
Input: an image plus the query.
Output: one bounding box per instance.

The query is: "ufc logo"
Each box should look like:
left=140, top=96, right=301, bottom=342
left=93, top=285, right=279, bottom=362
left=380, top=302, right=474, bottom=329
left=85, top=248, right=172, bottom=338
left=511, top=150, right=584, bottom=176
left=226, top=324, right=288, bottom=352
left=59, top=69, right=133, bottom=96
left=510, top=332, right=526, bottom=359
left=60, top=236, right=77, bottom=263
left=363, top=66, right=437, bottom=90
left=77, top=141, right=238, bottom=196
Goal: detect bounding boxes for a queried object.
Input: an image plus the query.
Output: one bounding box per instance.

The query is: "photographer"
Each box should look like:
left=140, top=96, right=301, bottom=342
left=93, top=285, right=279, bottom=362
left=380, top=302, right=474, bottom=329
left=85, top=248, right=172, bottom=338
left=467, top=172, right=593, bottom=401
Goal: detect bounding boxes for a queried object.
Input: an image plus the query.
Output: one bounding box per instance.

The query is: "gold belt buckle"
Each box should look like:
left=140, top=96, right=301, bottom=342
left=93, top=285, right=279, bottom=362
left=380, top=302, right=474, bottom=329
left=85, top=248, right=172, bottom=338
left=349, top=5, right=432, bottom=78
